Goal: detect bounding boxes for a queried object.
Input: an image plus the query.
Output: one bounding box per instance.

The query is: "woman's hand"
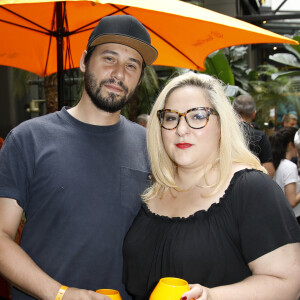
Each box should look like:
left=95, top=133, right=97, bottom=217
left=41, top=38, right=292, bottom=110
left=180, top=284, right=217, bottom=300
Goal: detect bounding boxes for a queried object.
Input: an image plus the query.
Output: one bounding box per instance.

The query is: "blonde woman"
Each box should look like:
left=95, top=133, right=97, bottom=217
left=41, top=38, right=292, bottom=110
left=123, top=72, right=300, bottom=300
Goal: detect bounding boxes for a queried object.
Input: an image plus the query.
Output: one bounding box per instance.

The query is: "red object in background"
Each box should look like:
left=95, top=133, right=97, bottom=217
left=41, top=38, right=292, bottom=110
left=0, top=137, right=4, bottom=150
left=0, top=275, right=10, bottom=299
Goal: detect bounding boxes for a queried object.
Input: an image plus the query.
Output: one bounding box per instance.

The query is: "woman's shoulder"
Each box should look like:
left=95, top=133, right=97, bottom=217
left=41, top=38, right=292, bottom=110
left=278, top=159, right=298, bottom=170
left=227, top=166, right=276, bottom=196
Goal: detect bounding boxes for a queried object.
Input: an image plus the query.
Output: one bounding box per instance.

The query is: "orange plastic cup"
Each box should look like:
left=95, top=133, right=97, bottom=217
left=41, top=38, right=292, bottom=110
left=96, top=289, right=122, bottom=300
left=150, top=277, right=190, bottom=300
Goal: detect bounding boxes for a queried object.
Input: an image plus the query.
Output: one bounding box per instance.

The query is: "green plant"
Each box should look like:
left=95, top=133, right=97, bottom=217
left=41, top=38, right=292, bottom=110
left=268, top=30, right=300, bottom=79
left=248, top=64, right=298, bottom=129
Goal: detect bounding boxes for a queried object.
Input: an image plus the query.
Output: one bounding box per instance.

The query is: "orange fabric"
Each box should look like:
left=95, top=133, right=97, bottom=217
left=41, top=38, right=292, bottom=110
left=0, top=0, right=298, bottom=76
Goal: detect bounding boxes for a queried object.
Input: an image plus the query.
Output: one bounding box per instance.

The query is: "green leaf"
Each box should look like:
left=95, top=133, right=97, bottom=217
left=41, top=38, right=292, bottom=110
left=203, top=50, right=235, bottom=85
left=271, top=70, right=300, bottom=80
left=269, top=53, right=300, bottom=68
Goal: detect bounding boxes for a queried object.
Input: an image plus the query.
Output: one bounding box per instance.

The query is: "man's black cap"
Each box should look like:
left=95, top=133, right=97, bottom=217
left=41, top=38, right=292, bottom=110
left=87, top=15, right=158, bottom=65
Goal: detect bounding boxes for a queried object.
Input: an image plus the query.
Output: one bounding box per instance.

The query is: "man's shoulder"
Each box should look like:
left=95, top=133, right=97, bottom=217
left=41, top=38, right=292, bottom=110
left=122, top=116, right=146, bottom=134
left=10, top=111, right=62, bottom=137
left=252, top=127, right=265, bottom=137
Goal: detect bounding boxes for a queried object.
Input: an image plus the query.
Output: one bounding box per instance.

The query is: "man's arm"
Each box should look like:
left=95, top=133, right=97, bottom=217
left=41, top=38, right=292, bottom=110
left=0, top=198, right=109, bottom=300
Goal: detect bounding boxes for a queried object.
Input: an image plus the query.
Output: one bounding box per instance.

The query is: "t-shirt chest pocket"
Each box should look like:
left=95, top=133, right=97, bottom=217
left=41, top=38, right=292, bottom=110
left=120, top=167, right=151, bottom=215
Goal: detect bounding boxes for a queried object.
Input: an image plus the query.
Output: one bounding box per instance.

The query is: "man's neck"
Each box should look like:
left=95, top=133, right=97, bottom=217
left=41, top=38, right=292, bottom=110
left=67, top=94, right=120, bottom=126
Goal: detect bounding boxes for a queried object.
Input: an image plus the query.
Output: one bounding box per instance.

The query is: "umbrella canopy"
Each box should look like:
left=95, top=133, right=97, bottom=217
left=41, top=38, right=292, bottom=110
left=1, top=0, right=298, bottom=74
left=0, top=0, right=298, bottom=106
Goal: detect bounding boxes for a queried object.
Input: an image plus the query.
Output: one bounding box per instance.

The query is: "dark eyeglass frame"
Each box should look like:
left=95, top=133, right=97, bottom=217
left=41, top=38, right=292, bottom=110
left=157, top=107, right=218, bottom=130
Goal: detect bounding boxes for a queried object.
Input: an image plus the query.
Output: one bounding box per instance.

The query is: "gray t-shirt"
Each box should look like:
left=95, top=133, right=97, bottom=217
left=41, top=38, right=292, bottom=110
left=0, top=107, right=151, bottom=300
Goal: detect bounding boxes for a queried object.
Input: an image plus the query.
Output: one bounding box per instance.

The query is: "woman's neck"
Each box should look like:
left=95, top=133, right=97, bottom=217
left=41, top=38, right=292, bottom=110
left=175, top=164, right=219, bottom=192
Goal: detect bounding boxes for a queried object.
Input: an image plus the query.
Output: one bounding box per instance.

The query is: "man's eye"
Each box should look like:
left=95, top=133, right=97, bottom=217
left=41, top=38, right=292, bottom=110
left=127, top=64, right=137, bottom=70
left=104, top=56, right=114, bottom=63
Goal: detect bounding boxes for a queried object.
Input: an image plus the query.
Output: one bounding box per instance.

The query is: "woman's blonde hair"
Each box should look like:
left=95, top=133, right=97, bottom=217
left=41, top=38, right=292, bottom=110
left=143, top=72, right=266, bottom=202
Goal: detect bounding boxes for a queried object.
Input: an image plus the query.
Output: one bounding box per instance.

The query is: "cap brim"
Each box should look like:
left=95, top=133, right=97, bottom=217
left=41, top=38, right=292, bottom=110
left=89, top=34, right=158, bottom=66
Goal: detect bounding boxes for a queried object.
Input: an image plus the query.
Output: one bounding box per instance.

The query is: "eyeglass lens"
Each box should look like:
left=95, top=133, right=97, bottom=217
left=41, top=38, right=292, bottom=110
left=161, top=109, right=208, bottom=129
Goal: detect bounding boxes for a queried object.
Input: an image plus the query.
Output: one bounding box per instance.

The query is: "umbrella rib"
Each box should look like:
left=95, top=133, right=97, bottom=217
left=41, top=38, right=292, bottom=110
left=66, top=5, right=128, bottom=36
left=0, top=6, right=52, bottom=34
left=108, top=5, right=200, bottom=69
left=60, top=6, right=129, bottom=36
left=44, top=4, right=57, bottom=75
left=66, top=12, right=119, bottom=36
left=0, top=19, right=50, bottom=35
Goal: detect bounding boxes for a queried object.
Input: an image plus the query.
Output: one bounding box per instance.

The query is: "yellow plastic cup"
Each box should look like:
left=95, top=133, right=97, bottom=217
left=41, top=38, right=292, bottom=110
left=149, top=277, right=190, bottom=300
left=96, top=289, right=122, bottom=300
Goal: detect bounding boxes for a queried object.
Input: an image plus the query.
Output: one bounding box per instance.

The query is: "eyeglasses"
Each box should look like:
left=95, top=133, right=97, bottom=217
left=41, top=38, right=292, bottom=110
left=157, top=107, right=218, bottom=130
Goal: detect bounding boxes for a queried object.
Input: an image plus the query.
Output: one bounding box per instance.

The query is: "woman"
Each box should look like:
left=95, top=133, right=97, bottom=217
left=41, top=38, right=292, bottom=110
left=294, top=129, right=300, bottom=224
left=123, top=72, right=300, bottom=300
left=270, top=127, right=300, bottom=220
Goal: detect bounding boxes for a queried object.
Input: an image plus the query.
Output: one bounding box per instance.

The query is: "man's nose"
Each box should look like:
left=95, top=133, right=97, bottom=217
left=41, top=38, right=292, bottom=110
left=111, top=63, right=125, bottom=82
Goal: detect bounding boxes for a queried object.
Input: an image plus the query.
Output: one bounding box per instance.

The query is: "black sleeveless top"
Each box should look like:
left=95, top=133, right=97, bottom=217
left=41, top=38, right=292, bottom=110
left=123, top=169, right=300, bottom=300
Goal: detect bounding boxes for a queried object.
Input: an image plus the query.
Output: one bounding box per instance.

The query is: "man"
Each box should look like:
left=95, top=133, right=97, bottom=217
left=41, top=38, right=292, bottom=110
left=136, top=114, right=149, bottom=127
left=0, top=15, right=158, bottom=300
left=233, top=94, right=275, bottom=177
left=282, top=113, right=298, bottom=128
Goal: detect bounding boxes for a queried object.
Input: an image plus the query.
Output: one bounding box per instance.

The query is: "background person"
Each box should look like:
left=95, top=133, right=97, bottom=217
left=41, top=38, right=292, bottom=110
left=282, top=113, right=298, bottom=128
left=136, top=114, right=149, bottom=127
left=232, top=94, right=275, bottom=177
left=270, top=127, right=300, bottom=209
left=0, top=15, right=158, bottom=300
left=123, top=72, right=300, bottom=300
left=294, top=129, right=300, bottom=224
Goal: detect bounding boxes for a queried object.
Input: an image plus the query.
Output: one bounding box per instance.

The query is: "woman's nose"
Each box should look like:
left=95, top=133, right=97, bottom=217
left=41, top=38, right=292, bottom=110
left=175, top=116, right=190, bottom=136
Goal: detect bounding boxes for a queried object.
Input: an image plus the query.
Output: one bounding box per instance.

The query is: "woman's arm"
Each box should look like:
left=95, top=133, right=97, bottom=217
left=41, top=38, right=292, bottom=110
left=285, top=182, right=300, bottom=208
left=182, top=243, right=300, bottom=300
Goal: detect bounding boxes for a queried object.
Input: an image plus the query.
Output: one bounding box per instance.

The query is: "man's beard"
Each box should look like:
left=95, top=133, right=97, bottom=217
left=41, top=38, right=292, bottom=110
left=84, top=68, right=136, bottom=113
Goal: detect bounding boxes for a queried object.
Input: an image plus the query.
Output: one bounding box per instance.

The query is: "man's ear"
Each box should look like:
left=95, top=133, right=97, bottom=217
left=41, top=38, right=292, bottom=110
left=251, top=110, right=257, bottom=120
left=80, top=50, right=87, bottom=73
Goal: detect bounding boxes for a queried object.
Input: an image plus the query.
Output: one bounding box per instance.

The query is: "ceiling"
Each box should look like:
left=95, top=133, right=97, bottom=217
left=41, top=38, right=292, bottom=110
left=237, top=0, right=300, bottom=36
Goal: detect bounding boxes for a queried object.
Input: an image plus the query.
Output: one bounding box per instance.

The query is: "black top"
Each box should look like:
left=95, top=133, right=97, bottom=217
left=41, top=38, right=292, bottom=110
left=241, top=122, right=273, bottom=164
left=123, top=169, right=300, bottom=300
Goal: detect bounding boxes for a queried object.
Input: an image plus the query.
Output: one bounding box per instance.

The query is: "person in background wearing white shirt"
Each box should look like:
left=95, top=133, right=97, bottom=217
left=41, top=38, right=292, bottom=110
left=270, top=127, right=300, bottom=213
left=293, top=129, right=300, bottom=224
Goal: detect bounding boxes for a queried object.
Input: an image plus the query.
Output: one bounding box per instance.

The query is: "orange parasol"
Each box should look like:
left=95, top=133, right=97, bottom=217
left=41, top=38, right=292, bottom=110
left=0, top=0, right=298, bottom=106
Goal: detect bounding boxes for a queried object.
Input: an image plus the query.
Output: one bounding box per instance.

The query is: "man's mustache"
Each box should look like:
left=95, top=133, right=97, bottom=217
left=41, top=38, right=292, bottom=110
left=100, top=78, right=129, bottom=94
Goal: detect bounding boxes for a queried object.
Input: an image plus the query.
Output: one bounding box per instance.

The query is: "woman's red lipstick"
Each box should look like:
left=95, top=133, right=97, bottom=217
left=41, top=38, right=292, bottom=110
left=176, top=143, right=192, bottom=149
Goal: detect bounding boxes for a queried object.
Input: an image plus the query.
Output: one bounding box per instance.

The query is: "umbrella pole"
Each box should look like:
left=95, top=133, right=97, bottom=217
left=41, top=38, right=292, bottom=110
left=56, top=2, right=64, bottom=110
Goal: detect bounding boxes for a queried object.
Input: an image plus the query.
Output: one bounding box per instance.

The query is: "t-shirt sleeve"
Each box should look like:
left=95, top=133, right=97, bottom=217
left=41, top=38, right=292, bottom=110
left=232, top=170, right=300, bottom=263
left=0, top=130, right=29, bottom=208
left=282, top=160, right=298, bottom=186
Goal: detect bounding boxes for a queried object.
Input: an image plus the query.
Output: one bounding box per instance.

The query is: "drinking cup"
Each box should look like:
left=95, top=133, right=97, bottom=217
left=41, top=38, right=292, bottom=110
left=149, top=277, right=190, bottom=300
left=96, top=289, right=122, bottom=300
